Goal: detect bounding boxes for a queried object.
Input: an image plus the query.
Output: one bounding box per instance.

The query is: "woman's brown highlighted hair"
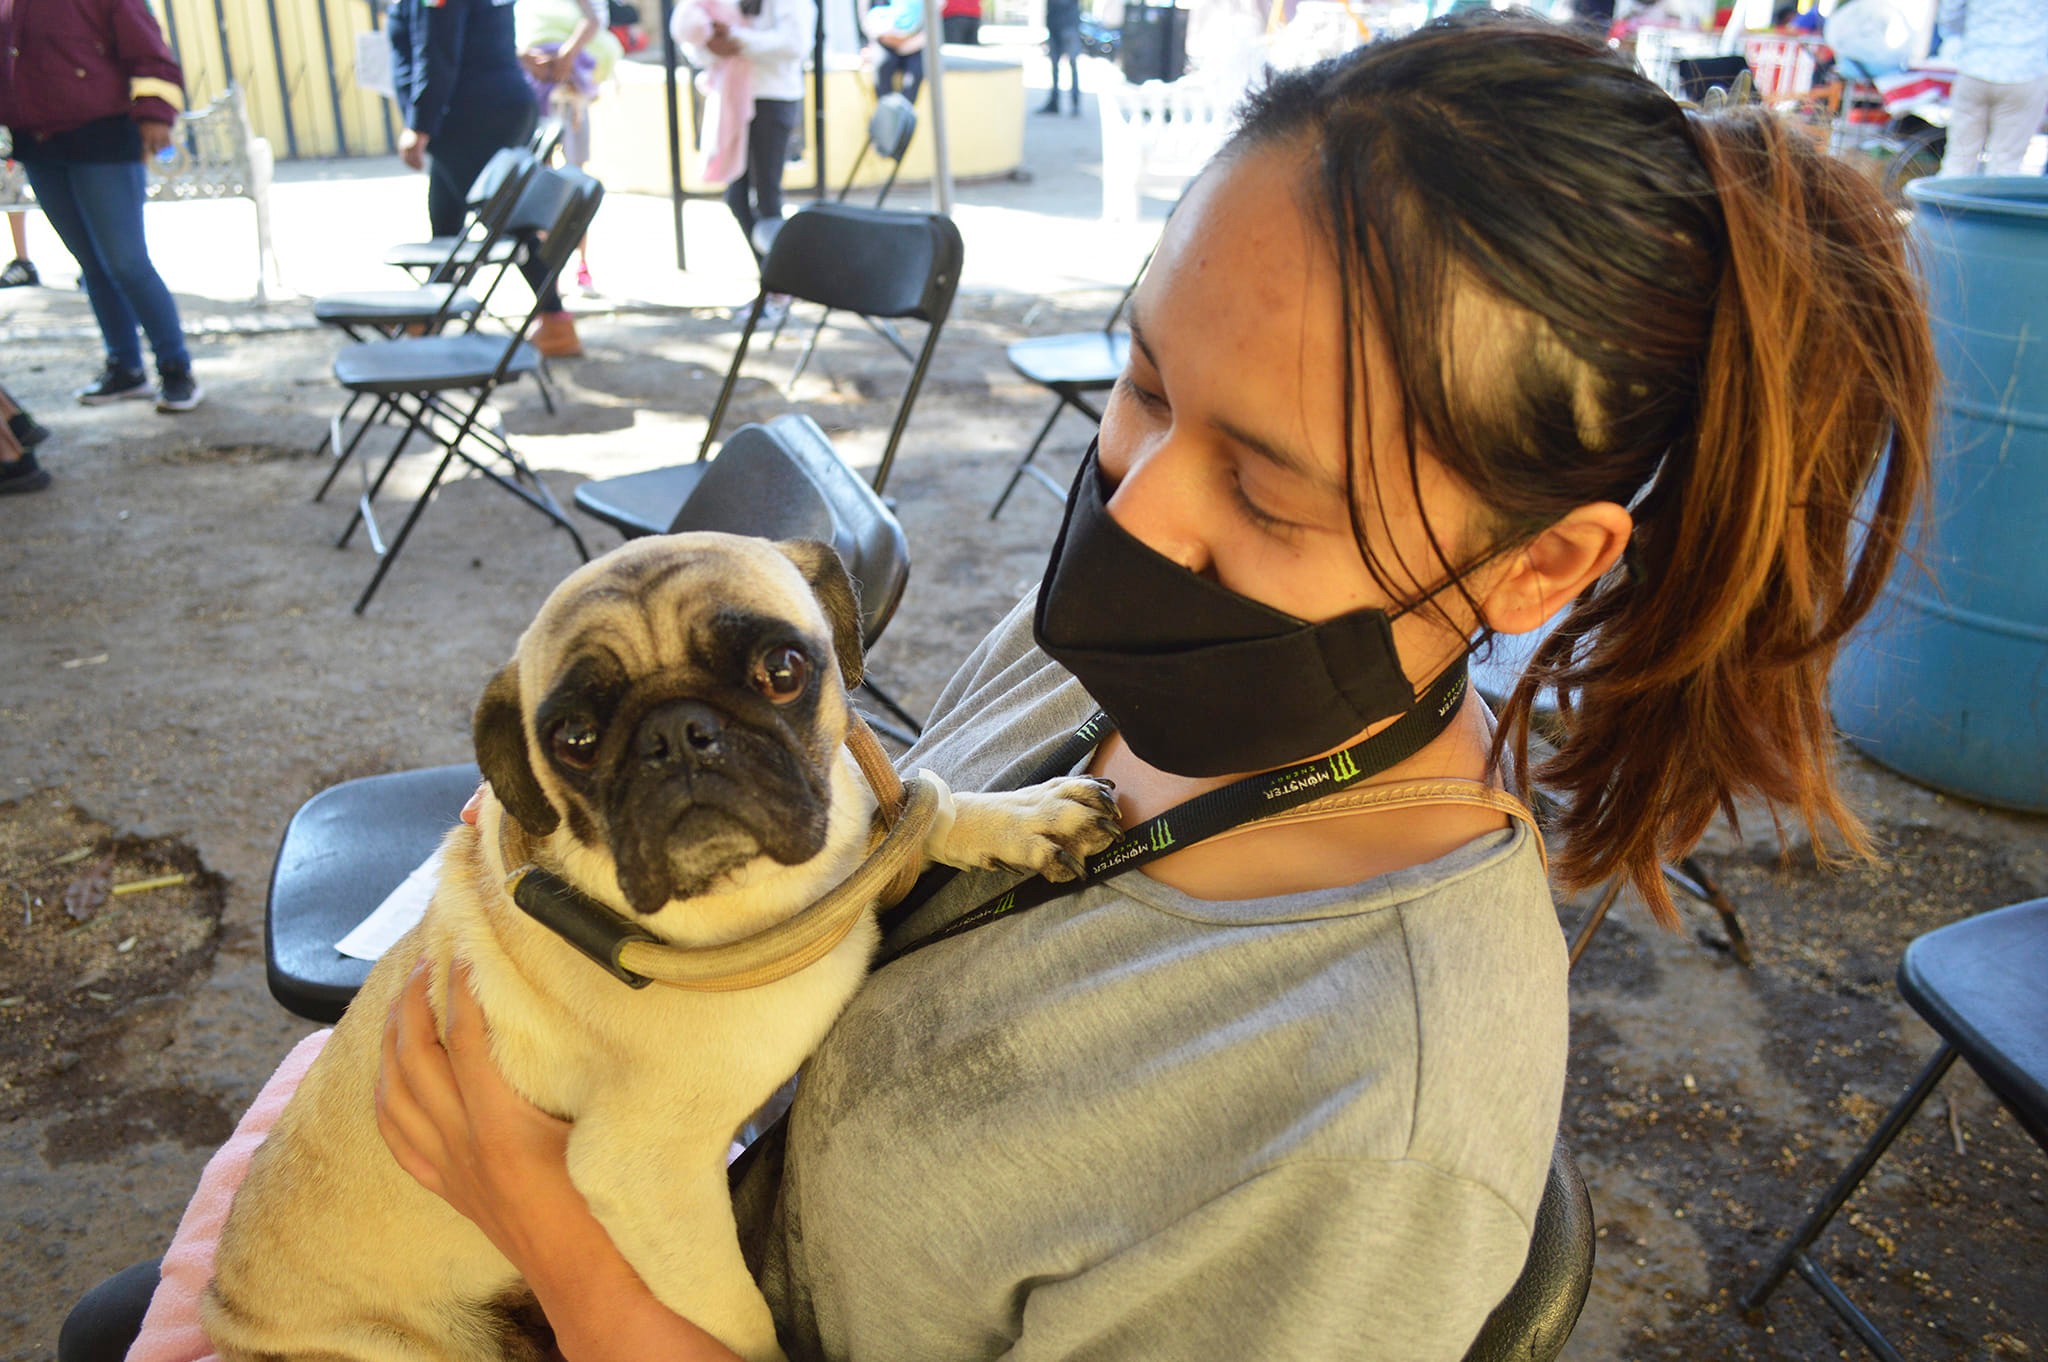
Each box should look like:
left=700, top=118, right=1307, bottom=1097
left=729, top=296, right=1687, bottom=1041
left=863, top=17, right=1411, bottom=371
left=1229, top=13, right=1935, bottom=923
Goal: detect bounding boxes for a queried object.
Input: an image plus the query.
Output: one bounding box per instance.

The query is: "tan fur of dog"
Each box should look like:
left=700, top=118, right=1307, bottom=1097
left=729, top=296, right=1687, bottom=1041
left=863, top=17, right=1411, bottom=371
left=203, top=534, right=1121, bottom=1362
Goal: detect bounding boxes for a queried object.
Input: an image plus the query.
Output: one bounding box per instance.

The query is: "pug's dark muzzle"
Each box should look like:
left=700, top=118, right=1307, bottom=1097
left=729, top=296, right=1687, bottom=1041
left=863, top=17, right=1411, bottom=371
left=604, top=697, right=835, bottom=914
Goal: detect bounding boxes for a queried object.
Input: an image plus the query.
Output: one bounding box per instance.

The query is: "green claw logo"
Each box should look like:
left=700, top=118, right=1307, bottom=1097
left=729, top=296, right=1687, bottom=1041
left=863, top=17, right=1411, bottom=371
left=1148, top=821, right=1175, bottom=852
left=1329, top=751, right=1361, bottom=781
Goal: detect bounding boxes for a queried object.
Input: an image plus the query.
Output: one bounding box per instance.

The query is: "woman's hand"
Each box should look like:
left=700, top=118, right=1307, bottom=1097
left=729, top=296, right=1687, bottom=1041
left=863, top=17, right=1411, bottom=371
left=375, top=960, right=578, bottom=1266
left=138, top=120, right=172, bottom=158
left=374, top=961, right=748, bottom=1361
left=706, top=22, right=742, bottom=57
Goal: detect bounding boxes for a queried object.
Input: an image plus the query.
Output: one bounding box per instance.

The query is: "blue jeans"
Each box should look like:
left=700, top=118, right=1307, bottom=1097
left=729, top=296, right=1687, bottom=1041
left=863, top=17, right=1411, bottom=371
left=22, top=159, right=190, bottom=375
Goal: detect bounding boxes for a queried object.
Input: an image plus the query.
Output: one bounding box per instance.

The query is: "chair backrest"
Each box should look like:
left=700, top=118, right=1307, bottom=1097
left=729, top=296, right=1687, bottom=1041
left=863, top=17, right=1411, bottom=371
left=530, top=115, right=565, bottom=164
left=834, top=93, right=918, bottom=206
left=761, top=202, right=961, bottom=324
left=434, top=149, right=541, bottom=300
left=667, top=414, right=911, bottom=647
left=705, top=204, right=964, bottom=493
left=488, top=167, right=605, bottom=383
left=1675, top=54, right=1751, bottom=102
left=1461, top=1141, right=1596, bottom=1362
left=869, top=93, right=918, bottom=164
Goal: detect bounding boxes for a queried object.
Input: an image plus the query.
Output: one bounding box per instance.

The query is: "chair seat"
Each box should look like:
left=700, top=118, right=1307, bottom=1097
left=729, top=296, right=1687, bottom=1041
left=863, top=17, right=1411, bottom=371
left=573, top=462, right=713, bottom=540
left=1005, top=331, right=1131, bottom=391
left=383, top=236, right=517, bottom=272
left=1898, top=896, right=2048, bottom=1147
left=265, top=763, right=481, bottom=1022
left=333, top=333, right=539, bottom=394
left=312, top=284, right=480, bottom=329
left=1463, top=1141, right=1594, bottom=1362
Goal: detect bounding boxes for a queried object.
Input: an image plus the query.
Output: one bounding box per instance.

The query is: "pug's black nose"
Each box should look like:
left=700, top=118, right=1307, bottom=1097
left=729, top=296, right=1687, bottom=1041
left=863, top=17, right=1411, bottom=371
left=638, top=700, right=726, bottom=767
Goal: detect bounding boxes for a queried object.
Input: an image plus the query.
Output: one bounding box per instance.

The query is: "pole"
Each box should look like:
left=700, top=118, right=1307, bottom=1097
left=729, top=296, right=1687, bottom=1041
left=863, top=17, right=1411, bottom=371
left=812, top=11, right=828, bottom=198
left=660, top=0, right=688, bottom=269
left=262, top=0, right=302, bottom=158
left=370, top=1, right=395, bottom=154
left=314, top=0, right=352, bottom=156
left=211, top=0, right=235, bottom=95
left=922, top=0, right=952, bottom=213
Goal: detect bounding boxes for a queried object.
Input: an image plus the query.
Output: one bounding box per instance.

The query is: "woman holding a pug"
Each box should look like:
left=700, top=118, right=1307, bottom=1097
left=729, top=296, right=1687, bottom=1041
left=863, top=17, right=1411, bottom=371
left=59, top=15, right=1936, bottom=1362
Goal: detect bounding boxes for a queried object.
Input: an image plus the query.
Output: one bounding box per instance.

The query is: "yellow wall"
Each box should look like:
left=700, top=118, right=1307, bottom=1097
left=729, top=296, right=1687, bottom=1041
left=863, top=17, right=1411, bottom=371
left=147, top=0, right=1024, bottom=176
left=154, top=0, right=397, bottom=159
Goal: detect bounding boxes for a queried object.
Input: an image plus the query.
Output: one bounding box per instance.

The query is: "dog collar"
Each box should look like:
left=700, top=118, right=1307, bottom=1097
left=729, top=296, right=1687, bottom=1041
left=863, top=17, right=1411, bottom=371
left=500, top=714, right=935, bottom=991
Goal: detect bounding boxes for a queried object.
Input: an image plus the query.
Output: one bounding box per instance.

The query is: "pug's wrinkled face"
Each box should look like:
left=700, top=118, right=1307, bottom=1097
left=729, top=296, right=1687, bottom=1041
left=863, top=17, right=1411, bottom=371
left=474, top=533, right=865, bottom=916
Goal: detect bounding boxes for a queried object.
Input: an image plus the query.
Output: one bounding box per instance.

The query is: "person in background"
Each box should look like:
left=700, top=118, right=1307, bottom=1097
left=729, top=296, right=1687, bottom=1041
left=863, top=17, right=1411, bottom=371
left=2, top=208, right=37, bottom=287
left=673, top=0, right=817, bottom=326
left=864, top=0, right=928, bottom=104
left=0, top=0, right=202, bottom=411
left=389, top=0, right=585, bottom=357
left=1042, top=0, right=1083, bottom=114
left=0, top=379, right=53, bottom=494
left=518, top=0, right=622, bottom=294
left=1935, top=0, right=2048, bottom=176
left=941, top=0, right=981, bottom=44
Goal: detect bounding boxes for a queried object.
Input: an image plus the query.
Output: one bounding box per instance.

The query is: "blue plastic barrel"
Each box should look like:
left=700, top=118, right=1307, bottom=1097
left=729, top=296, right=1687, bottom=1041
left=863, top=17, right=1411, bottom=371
left=1830, top=176, right=2048, bottom=812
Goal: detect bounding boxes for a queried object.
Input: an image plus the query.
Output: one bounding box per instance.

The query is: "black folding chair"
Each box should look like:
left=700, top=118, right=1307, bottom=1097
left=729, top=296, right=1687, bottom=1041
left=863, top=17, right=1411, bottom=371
left=330, top=166, right=605, bottom=613
left=989, top=255, right=1145, bottom=519
left=308, top=149, right=543, bottom=500
left=1741, top=897, right=2048, bottom=1361
left=1463, top=1142, right=1596, bottom=1362
left=382, top=117, right=564, bottom=279
left=1469, top=622, right=1752, bottom=969
left=769, top=93, right=920, bottom=383
left=574, top=201, right=963, bottom=542
left=1674, top=54, right=1752, bottom=102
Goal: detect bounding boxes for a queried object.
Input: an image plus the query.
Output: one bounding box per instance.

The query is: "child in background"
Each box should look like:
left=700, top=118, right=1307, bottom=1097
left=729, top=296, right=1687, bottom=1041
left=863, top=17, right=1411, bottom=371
left=518, top=0, right=622, bottom=294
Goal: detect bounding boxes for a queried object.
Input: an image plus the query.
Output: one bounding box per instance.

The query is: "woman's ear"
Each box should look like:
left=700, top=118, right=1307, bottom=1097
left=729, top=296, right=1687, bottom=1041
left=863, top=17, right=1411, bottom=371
left=1477, top=501, right=1633, bottom=635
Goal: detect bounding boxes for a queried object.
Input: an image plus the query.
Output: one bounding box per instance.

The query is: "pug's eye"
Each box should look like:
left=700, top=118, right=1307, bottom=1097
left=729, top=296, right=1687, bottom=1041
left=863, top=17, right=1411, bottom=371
left=752, top=646, right=810, bottom=704
left=549, top=719, right=601, bottom=770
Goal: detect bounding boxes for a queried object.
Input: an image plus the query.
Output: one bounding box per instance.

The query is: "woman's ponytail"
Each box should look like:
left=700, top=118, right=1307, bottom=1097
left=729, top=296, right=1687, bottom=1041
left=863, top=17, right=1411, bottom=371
left=1515, top=107, right=1936, bottom=925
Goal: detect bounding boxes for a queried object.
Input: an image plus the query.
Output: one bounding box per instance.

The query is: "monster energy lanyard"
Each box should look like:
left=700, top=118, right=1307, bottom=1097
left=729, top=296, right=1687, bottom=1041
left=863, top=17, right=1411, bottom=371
left=878, top=660, right=1470, bottom=964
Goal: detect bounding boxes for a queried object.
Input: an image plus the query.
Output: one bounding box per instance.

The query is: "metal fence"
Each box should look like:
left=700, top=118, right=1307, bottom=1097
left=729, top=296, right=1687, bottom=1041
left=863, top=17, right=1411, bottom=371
left=152, top=0, right=398, bottom=160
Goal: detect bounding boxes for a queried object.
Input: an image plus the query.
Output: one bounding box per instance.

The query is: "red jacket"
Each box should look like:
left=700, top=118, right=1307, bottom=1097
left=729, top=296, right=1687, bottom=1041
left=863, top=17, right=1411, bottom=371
left=0, top=0, right=184, bottom=139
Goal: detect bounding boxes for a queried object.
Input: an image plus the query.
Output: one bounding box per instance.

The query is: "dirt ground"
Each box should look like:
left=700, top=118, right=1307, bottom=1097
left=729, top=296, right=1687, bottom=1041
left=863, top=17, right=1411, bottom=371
left=3, top=280, right=2045, bottom=1362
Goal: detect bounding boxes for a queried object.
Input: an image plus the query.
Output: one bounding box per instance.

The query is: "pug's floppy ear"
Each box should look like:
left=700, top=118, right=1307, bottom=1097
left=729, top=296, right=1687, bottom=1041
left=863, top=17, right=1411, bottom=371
left=472, top=661, right=561, bottom=837
left=776, top=539, right=865, bottom=689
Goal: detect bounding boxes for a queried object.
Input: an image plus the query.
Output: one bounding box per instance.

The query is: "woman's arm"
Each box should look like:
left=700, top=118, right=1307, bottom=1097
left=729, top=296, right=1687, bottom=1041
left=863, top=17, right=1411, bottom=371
left=375, top=962, right=745, bottom=1362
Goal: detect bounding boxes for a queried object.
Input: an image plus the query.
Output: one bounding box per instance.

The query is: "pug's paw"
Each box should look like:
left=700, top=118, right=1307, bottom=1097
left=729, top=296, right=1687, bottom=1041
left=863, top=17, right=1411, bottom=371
left=938, top=777, right=1124, bottom=882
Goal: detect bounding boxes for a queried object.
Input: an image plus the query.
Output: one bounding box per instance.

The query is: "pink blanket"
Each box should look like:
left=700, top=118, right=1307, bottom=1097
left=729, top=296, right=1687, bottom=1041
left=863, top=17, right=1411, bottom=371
left=125, top=1028, right=332, bottom=1362
left=674, top=0, right=755, bottom=185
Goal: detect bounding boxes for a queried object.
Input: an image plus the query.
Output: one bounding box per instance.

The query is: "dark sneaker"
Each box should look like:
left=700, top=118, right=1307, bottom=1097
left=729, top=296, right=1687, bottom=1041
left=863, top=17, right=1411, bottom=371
left=7, top=410, right=51, bottom=450
left=0, top=451, right=50, bottom=495
left=76, top=365, right=152, bottom=405
left=156, top=367, right=203, bottom=413
left=0, top=258, right=38, bottom=288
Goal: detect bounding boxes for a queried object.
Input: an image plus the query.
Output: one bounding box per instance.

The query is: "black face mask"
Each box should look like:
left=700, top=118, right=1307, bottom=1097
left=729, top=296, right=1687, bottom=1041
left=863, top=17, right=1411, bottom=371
left=1033, top=443, right=1465, bottom=778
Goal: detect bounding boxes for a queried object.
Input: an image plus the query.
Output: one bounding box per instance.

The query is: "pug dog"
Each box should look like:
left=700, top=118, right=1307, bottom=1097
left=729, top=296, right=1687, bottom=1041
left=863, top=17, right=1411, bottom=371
left=204, top=533, right=1122, bottom=1362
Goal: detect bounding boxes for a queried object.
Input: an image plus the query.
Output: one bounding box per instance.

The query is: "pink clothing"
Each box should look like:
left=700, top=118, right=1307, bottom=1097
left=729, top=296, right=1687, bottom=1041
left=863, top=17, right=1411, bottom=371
left=124, top=1029, right=333, bottom=1362
left=675, top=0, right=756, bottom=184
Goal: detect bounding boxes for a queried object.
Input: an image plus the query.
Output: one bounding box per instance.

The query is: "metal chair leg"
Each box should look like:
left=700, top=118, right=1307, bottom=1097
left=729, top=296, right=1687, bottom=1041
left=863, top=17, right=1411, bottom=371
left=1741, top=1042, right=1959, bottom=1362
left=1664, top=854, right=1754, bottom=967
left=991, top=399, right=1067, bottom=520
left=1566, top=877, right=1627, bottom=972
left=857, top=676, right=923, bottom=741
left=339, top=401, right=430, bottom=549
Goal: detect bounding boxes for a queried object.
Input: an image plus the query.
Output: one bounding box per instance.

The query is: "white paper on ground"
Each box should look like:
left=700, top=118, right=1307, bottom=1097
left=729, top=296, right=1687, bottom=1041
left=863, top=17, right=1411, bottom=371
left=335, top=848, right=442, bottom=961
